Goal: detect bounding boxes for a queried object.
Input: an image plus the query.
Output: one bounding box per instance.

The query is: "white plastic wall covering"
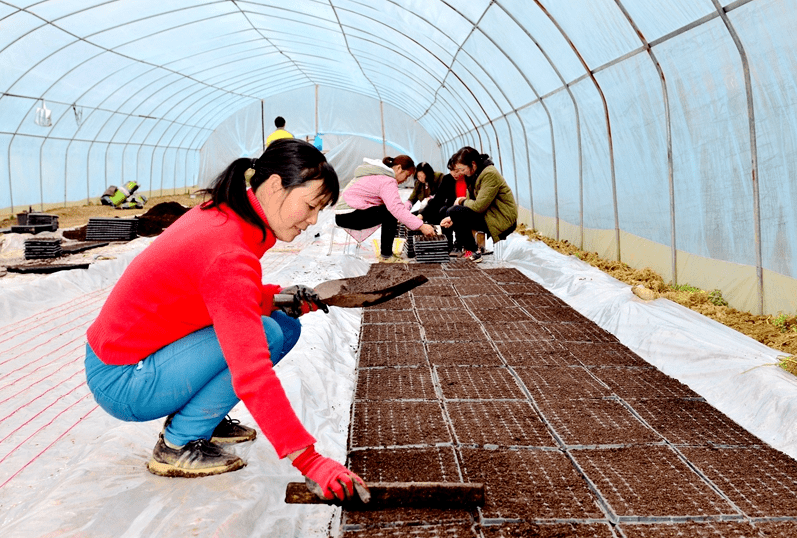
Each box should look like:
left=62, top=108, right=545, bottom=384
left=534, top=1, right=622, bottom=261
left=710, top=0, right=764, bottom=315
left=614, top=0, right=678, bottom=284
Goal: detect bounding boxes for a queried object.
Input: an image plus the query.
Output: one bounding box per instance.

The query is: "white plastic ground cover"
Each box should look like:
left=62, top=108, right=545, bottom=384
left=1, top=210, right=796, bottom=538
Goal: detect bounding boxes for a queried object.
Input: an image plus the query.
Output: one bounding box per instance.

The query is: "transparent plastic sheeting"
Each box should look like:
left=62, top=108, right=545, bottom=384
left=1, top=210, right=796, bottom=537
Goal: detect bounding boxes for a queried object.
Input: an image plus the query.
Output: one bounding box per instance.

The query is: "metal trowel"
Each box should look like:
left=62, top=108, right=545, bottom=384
left=273, top=274, right=428, bottom=309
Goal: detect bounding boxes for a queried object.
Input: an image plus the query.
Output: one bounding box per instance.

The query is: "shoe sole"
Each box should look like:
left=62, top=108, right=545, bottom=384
left=211, top=433, right=256, bottom=445
left=146, top=457, right=246, bottom=478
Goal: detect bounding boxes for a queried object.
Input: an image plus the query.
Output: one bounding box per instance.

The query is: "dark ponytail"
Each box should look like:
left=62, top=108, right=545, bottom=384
left=200, top=138, right=339, bottom=240
left=450, top=146, right=493, bottom=177
left=382, top=154, right=416, bottom=175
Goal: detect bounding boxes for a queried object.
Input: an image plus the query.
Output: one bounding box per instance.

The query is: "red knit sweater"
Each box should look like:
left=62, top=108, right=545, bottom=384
left=87, top=189, right=316, bottom=458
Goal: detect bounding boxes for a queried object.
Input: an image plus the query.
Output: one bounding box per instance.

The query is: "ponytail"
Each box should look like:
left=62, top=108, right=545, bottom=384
left=383, top=154, right=416, bottom=174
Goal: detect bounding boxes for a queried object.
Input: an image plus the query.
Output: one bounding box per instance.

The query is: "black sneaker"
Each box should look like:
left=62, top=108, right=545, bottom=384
left=211, top=415, right=257, bottom=444
left=463, top=250, right=483, bottom=263
left=146, top=435, right=246, bottom=477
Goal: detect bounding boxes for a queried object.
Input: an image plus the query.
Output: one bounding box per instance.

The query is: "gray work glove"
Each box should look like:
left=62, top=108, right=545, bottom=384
left=277, top=285, right=329, bottom=318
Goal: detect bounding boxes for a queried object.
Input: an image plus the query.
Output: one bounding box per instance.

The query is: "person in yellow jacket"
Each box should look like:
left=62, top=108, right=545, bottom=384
left=265, top=116, right=293, bottom=148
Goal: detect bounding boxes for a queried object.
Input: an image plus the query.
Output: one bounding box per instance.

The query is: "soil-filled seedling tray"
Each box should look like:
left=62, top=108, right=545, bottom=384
left=480, top=267, right=530, bottom=284
left=754, top=520, right=797, bottom=536
left=356, top=367, right=437, bottom=400
left=411, top=282, right=457, bottom=297
left=453, top=282, right=504, bottom=296
left=344, top=447, right=474, bottom=527
left=463, top=295, right=516, bottom=309
left=630, top=398, right=764, bottom=447
left=358, top=341, right=427, bottom=367
left=446, top=400, right=555, bottom=447
left=425, top=342, right=503, bottom=366
left=414, top=296, right=466, bottom=310
left=514, top=366, right=612, bottom=401
left=500, top=282, right=555, bottom=295
left=363, top=294, right=413, bottom=310
left=565, top=342, right=649, bottom=367
left=366, top=264, right=409, bottom=278
left=470, top=307, right=534, bottom=323
left=416, top=309, right=475, bottom=325
left=510, top=293, right=570, bottom=309
left=571, top=445, right=736, bottom=518
left=341, top=523, right=479, bottom=537
left=360, top=322, right=421, bottom=342
left=423, top=322, right=485, bottom=342
left=405, top=264, right=446, bottom=277
left=447, top=276, right=499, bottom=288
left=618, top=520, right=760, bottom=537
left=350, top=400, right=451, bottom=448
left=436, top=366, right=525, bottom=400
left=527, top=306, right=592, bottom=323
left=361, top=309, right=418, bottom=324
left=442, top=260, right=480, bottom=270
left=590, top=367, right=701, bottom=399
left=680, top=446, right=797, bottom=517
left=482, top=321, right=553, bottom=342
left=495, top=340, right=574, bottom=367
left=535, top=398, right=661, bottom=447
left=481, top=521, right=615, bottom=537
left=540, top=321, right=620, bottom=343
left=459, top=448, right=604, bottom=520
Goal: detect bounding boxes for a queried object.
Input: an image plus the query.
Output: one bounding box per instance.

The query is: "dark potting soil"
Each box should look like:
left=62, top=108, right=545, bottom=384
left=357, top=341, right=427, bottom=368
left=340, top=262, right=797, bottom=536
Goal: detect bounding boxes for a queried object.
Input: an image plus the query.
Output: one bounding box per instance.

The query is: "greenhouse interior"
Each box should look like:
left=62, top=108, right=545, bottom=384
left=2, top=1, right=797, bottom=537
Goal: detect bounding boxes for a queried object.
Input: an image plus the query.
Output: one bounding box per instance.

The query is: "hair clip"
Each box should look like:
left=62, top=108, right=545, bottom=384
left=244, top=168, right=256, bottom=181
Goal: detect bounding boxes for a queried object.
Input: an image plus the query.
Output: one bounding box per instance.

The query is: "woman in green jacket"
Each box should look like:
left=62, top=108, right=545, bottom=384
left=440, top=147, right=517, bottom=262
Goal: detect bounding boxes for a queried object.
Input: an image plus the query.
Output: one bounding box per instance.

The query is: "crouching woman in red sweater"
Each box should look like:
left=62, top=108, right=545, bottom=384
left=84, top=138, right=365, bottom=501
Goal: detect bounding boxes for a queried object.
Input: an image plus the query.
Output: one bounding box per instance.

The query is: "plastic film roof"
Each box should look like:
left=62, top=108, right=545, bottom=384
left=4, top=0, right=797, bottom=315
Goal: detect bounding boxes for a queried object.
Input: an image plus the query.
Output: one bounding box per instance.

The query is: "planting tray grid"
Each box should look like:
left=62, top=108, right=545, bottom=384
left=495, top=340, right=575, bottom=367
left=411, top=283, right=458, bottom=297
left=470, top=307, right=534, bottom=323
left=423, top=322, right=486, bottom=342
left=360, top=322, right=421, bottom=343
left=566, top=342, right=651, bottom=367
left=480, top=267, right=537, bottom=284
left=630, top=398, right=764, bottom=447
left=528, top=306, right=592, bottom=323
left=338, top=263, right=797, bottom=536
left=361, top=309, right=418, bottom=324
left=350, top=400, right=451, bottom=448
left=425, top=342, right=504, bottom=366
left=357, top=341, right=427, bottom=368
left=435, top=366, right=526, bottom=400
left=535, top=398, right=662, bottom=447
left=445, top=400, right=556, bottom=448
left=355, top=367, right=437, bottom=400
left=453, top=282, right=505, bottom=296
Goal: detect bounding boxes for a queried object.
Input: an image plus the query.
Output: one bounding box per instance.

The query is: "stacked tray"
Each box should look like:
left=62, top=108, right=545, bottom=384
left=24, top=238, right=62, bottom=259
left=27, top=212, right=59, bottom=229
left=86, top=217, right=138, bottom=241
left=413, top=233, right=450, bottom=263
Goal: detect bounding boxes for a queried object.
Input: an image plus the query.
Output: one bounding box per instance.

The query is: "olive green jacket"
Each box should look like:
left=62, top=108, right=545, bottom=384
left=462, top=165, right=518, bottom=243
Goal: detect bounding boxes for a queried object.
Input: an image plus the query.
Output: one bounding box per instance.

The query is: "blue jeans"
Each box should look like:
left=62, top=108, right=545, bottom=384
left=85, top=311, right=301, bottom=446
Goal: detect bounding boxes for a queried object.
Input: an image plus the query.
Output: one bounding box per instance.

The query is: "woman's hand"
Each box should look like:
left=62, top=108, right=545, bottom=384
left=276, top=285, right=329, bottom=318
left=455, top=196, right=466, bottom=206
left=440, top=216, right=453, bottom=228
left=290, top=446, right=368, bottom=501
left=419, top=223, right=435, bottom=236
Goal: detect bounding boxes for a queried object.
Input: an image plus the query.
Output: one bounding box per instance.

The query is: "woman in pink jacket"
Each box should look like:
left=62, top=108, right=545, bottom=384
left=334, top=155, right=435, bottom=262
left=85, top=139, right=365, bottom=501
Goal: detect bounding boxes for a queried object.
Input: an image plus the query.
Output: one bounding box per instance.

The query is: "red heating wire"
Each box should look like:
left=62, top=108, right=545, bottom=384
left=0, top=351, right=84, bottom=406
left=0, top=368, right=85, bottom=429
left=0, top=308, right=100, bottom=369
left=0, top=397, right=97, bottom=490
left=0, top=287, right=110, bottom=342
left=0, top=377, right=86, bottom=445
left=0, top=339, right=86, bottom=395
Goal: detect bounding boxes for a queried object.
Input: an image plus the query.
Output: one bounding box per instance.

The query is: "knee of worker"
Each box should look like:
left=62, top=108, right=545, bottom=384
left=263, top=312, right=302, bottom=365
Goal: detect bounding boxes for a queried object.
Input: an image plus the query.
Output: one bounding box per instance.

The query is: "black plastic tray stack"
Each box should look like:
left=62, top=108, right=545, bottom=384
left=86, top=217, right=138, bottom=241
left=413, top=233, right=450, bottom=263
left=396, top=224, right=421, bottom=258
left=11, top=212, right=59, bottom=234
left=24, top=238, right=62, bottom=259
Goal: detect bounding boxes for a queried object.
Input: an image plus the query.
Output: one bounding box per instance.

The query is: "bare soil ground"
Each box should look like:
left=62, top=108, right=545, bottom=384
left=516, top=225, right=797, bottom=364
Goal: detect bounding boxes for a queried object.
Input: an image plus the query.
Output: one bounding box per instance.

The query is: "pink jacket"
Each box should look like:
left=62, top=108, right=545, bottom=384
left=339, top=174, right=422, bottom=230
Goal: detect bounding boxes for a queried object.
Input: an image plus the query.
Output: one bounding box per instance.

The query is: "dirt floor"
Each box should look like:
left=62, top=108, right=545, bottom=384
left=2, top=198, right=795, bottom=364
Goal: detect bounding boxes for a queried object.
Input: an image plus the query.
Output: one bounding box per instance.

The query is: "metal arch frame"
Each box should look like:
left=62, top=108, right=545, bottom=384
left=710, top=0, right=763, bottom=315
left=495, top=1, right=582, bottom=243
left=613, top=0, right=677, bottom=287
